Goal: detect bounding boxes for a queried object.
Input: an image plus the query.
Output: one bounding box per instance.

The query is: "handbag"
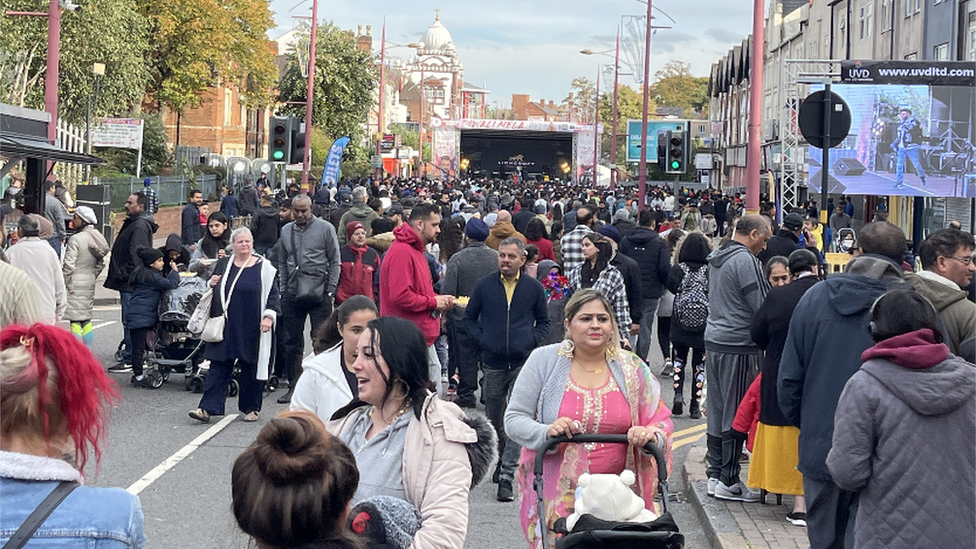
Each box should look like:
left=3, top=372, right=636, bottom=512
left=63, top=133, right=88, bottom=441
left=187, top=289, right=214, bottom=334
left=291, top=226, right=327, bottom=304
left=200, top=258, right=247, bottom=343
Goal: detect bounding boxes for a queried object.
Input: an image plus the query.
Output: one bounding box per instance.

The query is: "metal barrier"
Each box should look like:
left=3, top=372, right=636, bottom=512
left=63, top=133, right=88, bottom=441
left=91, top=175, right=218, bottom=209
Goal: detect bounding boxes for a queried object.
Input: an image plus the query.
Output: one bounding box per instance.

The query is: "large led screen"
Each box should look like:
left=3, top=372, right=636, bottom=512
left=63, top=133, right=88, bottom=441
left=806, top=84, right=975, bottom=198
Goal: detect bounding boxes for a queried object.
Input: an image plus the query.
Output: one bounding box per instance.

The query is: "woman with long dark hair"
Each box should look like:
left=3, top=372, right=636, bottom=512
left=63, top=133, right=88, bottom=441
left=524, top=217, right=555, bottom=262
left=327, top=317, right=495, bottom=549
left=568, top=233, right=630, bottom=343
left=666, top=232, right=711, bottom=418
left=291, top=296, right=378, bottom=423
left=189, top=211, right=231, bottom=278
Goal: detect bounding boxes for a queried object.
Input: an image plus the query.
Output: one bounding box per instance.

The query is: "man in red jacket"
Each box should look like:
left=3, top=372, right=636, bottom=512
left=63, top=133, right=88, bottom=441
left=379, top=203, right=455, bottom=394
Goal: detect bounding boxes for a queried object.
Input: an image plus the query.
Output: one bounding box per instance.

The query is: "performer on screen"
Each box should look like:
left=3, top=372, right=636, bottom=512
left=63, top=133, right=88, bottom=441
left=892, top=107, right=927, bottom=190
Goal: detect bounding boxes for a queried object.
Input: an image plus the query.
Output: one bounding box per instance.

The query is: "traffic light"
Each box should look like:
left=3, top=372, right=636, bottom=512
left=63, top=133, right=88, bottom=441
left=290, top=124, right=306, bottom=165
left=665, top=130, right=688, bottom=174
left=269, top=116, right=292, bottom=162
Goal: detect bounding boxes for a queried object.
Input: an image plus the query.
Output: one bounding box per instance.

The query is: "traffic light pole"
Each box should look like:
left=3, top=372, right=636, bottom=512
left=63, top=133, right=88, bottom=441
left=301, top=0, right=318, bottom=192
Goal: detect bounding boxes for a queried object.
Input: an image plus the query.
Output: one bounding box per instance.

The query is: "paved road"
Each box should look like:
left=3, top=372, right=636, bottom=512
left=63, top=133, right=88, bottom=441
left=78, top=306, right=708, bottom=548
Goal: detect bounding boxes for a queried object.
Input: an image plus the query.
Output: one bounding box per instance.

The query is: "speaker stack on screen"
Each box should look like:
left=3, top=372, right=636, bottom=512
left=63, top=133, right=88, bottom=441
left=74, top=184, right=113, bottom=242
left=833, top=158, right=866, bottom=176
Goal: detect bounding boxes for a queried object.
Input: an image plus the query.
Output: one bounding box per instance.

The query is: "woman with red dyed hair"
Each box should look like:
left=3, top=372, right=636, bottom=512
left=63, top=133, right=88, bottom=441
left=0, top=323, right=146, bottom=548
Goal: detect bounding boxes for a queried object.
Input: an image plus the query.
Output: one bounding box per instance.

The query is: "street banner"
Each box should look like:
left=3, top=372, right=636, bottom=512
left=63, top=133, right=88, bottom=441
left=840, top=60, right=975, bottom=86
left=91, top=118, right=144, bottom=150
left=452, top=118, right=595, bottom=133
left=320, top=137, right=350, bottom=188
left=432, top=126, right=458, bottom=179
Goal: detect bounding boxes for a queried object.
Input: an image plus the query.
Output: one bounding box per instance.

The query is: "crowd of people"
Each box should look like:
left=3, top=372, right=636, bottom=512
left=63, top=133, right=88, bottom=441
left=1, top=172, right=974, bottom=549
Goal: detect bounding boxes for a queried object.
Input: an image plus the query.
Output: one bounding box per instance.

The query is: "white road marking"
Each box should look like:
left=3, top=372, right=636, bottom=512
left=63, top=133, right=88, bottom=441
left=126, top=414, right=238, bottom=495
left=94, top=305, right=122, bottom=311
left=91, top=320, right=117, bottom=331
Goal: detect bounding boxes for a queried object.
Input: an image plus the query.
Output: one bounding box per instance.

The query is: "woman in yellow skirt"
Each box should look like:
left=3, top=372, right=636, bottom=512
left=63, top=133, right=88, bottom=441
left=747, top=249, right=822, bottom=527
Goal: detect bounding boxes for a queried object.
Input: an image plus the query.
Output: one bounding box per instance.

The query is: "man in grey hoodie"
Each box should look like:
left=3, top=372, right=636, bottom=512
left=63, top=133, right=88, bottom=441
left=338, top=187, right=379, bottom=245
left=703, top=215, right=772, bottom=503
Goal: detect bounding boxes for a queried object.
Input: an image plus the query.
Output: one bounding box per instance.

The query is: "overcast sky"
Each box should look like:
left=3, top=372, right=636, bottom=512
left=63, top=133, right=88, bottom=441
left=268, top=0, right=755, bottom=110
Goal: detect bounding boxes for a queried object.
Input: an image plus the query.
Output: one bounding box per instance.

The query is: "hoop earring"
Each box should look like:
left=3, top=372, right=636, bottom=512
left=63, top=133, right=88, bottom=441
left=557, top=339, right=575, bottom=358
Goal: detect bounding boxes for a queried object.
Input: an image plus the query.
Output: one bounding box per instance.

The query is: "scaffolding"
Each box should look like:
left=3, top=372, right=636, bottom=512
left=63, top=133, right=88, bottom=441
left=778, top=59, right=842, bottom=210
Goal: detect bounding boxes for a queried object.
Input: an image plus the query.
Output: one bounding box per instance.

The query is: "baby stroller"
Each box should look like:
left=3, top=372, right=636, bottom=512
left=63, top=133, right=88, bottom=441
left=535, top=434, right=684, bottom=549
left=141, top=275, right=210, bottom=391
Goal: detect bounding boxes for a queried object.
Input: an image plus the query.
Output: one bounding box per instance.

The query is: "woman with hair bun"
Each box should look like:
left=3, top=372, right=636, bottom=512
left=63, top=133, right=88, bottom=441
left=0, top=323, right=145, bottom=548
left=232, top=410, right=360, bottom=549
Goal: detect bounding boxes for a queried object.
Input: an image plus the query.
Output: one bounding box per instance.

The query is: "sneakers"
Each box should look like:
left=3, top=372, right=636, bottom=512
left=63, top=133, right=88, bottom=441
left=130, top=375, right=150, bottom=388
left=661, top=361, right=674, bottom=377
left=714, top=480, right=761, bottom=503
left=276, top=388, right=294, bottom=404
left=707, top=478, right=718, bottom=497
left=689, top=401, right=702, bottom=419
left=787, top=512, right=807, bottom=527
left=671, top=401, right=683, bottom=416
left=497, top=479, right=515, bottom=502
left=108, top=363, right=132, bottom=374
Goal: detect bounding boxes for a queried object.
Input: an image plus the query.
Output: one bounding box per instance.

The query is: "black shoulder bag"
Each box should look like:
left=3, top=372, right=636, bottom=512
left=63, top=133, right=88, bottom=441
left=3, top=481, right=80, bottom=549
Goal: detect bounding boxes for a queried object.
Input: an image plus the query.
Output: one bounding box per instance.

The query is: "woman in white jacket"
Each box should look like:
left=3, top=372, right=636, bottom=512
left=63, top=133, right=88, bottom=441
left=62, top=206, right=109, bottom=347
left=291, top=295, right=378, bottom=423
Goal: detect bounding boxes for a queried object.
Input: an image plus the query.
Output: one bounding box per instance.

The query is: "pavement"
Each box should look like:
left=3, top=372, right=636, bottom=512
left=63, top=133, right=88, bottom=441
left=681, top=445, right=810, bottom=549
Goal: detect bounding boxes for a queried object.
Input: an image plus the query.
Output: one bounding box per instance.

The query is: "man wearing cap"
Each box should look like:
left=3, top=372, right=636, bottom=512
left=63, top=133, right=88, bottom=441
left=7, top=215, right=66, bottom=325
left=62, top=206, right=110, bottom=347
left=442, top=218, right=498, bottom=408
left=336, top=221, right=381, bottom=305
left=599, top=225, right=642, bottom=345
left=612, top=208, right=636, bottom=237
left=758, top=212, right=818, bottom=266
left=143, top=177, right=158, bottom=214
left=385, top=202, right=404, bottom=227
left=0, top=252, right=41, bottom=328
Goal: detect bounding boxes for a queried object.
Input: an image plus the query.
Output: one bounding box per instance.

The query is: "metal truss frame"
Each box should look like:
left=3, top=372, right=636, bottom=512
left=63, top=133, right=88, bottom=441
left=779, top=59, right=841, bottom=209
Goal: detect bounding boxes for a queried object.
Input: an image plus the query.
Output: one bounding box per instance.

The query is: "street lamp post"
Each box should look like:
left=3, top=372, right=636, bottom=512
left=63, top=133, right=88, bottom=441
left=637, top=0, right=653, bottom=211
left=84, top=62, right=105, bottom=183
left=592, top=63, right=600, bottom=188
left=301, top=0, right=318, bottom=191
left=610, top=31, right=620, bottom=190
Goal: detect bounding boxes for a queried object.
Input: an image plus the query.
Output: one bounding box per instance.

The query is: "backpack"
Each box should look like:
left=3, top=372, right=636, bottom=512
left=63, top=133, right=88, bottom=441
left=673, top=263, right=708, bottom=332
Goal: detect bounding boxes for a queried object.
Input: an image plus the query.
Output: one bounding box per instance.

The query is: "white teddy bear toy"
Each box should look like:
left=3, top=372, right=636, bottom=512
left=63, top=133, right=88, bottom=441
left=565, top=469, right=658, bottom=531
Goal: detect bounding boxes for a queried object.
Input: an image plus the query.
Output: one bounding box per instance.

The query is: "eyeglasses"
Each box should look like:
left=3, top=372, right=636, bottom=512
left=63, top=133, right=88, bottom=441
left=946, top=256, right=974, bottom=266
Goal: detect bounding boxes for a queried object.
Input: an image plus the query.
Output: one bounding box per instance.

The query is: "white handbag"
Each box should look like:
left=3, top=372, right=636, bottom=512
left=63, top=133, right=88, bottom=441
left=196, top=259, right=246, bottom=343
left=187, top=289, right=214, bottom=335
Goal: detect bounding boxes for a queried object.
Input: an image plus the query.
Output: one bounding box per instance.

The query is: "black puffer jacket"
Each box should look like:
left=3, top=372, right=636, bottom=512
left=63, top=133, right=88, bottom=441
left=619, top=227, right=671, bottom=300
left=105, top=212, right=158, bottom=292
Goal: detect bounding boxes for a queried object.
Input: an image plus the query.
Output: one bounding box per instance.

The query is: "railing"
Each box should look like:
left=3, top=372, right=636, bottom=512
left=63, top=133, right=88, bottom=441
left=56, top=119, right=86, bottom=188
left=92, top=174, right=219, bottom=209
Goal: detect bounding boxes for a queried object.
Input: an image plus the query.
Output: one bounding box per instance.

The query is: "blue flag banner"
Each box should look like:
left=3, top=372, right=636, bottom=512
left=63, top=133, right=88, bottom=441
left=321, top=137, right=350, bottom=188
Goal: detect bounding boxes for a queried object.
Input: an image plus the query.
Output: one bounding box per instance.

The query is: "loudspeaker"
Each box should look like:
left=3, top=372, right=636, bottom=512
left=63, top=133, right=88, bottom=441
left=808, top=170, right=848, bottom=194
left=75, top=184, right=111, bottom=203
left=833, top=158, right=866, bottom=176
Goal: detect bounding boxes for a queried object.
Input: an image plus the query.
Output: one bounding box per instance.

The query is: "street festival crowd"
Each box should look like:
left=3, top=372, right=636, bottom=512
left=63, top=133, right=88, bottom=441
left=1, top=171, right=975, bottom=549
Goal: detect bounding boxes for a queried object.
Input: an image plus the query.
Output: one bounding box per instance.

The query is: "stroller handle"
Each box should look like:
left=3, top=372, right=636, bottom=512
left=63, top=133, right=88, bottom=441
left=533, top=434, right=669, bottom=482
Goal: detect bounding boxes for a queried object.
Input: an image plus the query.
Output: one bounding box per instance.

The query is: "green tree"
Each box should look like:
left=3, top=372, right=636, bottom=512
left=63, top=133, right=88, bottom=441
left=0, top=0, right=150, bottom=124
left=277, top=22, right=378, bottom=148
left=139, top=0, right=277, bottom=115
left=599, top=85, right=657, bottom=176
left=649, top=60, right=709, bottom=118
left=562, top=76, right=596, bottom=123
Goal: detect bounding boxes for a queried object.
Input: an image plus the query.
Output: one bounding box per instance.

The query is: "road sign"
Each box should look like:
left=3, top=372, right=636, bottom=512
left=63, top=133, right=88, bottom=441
left=626, top=119, right=689, bottom=163
left=370, top=155, right=383, bottom=168
left=798, top=91, right=851, bottom=149
left=91, top=118, right=144, bottom=150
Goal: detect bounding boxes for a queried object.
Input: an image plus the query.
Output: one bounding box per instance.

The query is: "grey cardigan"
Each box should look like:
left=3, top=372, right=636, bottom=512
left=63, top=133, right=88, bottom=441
left=826, top=354, right=975, bottom=549
left=505, top=343, right=630, bottom=452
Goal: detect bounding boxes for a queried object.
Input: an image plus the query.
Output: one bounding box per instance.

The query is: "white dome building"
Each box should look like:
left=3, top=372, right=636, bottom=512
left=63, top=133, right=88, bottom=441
left=420, top=14, right=457, bottom=57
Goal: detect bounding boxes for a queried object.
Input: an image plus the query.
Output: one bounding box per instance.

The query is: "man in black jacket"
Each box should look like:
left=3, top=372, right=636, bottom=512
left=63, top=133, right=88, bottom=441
left=463, top=237, right=550, bottom=502
left=181, top=189, right=203, bottom=252
left=105, top=192, right=158, bottom=371
left=620, top=209, right=671, bottom=361
left=758, top=212, right=819, bottom=266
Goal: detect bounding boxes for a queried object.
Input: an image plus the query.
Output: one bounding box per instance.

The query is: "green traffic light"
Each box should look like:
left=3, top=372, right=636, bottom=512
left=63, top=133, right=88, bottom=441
left=671, top=161, right=680, bottom=170
left=273, top=151, right=284, bottom=160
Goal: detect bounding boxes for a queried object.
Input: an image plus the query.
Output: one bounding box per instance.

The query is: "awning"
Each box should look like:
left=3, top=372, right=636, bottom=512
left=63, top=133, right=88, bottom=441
left=0, top=133, right=104, bottom=165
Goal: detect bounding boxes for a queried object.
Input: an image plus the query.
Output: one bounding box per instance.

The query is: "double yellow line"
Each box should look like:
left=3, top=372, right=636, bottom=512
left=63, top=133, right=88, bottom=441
left=672, top=423, right=707, bottom=449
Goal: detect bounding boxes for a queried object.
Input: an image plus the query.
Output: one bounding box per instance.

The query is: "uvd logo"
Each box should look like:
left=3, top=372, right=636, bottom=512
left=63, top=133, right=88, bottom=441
left=848, top=68, right=871, bottom=79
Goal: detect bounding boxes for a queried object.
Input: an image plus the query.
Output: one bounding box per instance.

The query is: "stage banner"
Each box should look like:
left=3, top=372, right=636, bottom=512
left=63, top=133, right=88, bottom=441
left=432, top=126, right=457, bottom=179
left=576, top=129, right=595, bottom=183
left=841, top=60, right=975, bottom=86
left=320, top=137, right=350, bottom=188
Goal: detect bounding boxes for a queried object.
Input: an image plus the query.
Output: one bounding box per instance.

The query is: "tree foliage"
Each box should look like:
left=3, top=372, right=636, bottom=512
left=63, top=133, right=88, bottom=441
left=0, top=0, right=150, bottom=124
left=138, top=0, right=277, bottom=113
left=598, top=85, right=657, bottom=175
left=649, top=60, right=709, bottom=118
left=561, top=76, right=596, bottom=123
left=277, top=22, right=378, bottom=148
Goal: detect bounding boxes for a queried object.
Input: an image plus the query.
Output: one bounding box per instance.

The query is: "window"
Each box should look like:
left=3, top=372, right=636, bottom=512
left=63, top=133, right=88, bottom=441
left=904, top=52, right=917, bottom=59
left=860, top=6, right=866, bottom=39
left=934, top=43, right=948, bottom=60
left=969, top=12, right=976, bottom=61
left=914, top=0, right=920, bottom=12
left=906, top=0, right=912, bottom=17
left=825, top=34, right=830, bottom=55
left=881, top=0, right=891, bottom=31
left=866, top=2, right=873, bottom=36
left=224, top=90, right=232, bottom=126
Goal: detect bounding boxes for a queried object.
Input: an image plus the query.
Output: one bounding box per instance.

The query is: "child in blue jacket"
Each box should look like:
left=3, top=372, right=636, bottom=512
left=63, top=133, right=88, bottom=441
left=126, top=247, right=179, bottom=387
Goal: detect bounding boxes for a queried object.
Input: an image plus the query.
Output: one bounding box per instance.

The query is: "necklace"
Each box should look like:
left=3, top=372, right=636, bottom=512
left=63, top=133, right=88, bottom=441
left=573, top=357, right=605, bottom=374
left=371, top=399, right=412, bottom=425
